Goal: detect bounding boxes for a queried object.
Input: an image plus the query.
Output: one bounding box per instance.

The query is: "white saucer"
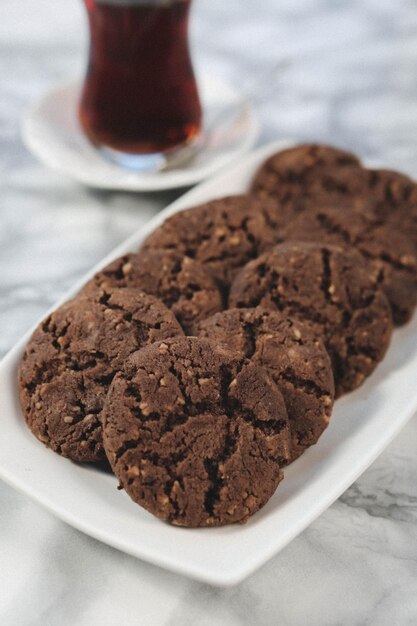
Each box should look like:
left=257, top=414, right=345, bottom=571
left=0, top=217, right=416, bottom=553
left=22, top=73, right=259, bottom=191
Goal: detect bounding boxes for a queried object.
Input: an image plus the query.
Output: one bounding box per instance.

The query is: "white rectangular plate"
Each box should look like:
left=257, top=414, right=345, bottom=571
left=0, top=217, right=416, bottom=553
left=1, top=140, right=417, bottom=587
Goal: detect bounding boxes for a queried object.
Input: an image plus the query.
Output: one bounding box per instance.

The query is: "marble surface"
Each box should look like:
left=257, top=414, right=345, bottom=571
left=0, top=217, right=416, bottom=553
left=2, top=0, right=417, bottom=623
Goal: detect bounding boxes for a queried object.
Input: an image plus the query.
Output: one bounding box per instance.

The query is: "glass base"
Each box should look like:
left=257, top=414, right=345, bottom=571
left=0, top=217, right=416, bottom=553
left=98, top=136, right=201, bottom=173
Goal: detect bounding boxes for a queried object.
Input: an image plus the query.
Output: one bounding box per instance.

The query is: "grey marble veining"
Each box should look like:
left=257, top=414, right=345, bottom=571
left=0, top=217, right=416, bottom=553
left=2, top=0, right=417, bottom=624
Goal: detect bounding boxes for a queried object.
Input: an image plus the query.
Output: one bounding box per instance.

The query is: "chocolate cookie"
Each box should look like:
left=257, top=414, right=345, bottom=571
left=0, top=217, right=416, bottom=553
left=102, top=336, right=291, bottom=527
left=251, top=145, right=417, bottom=253
left=281, top=203, right=417, bottom=325
left=82, top=250, right=223, bottom=334
left=366, top=168, right=417, bottom=216
left=18, top=288, right=184, bottom=462
left=250, top=144, right=363, bottom=210
left=141, top=195, right=284, bottom=291
left=364, top=169, right=417, bottom=249
left=308, top=168, right=417, bottom=251
left=198, top=308, right=334, bottom=461
left=229, top=242, right=393, bottom=396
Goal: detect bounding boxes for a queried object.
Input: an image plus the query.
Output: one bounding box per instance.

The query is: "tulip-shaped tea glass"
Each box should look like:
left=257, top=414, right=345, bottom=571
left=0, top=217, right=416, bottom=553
left=79, top=0, right=202, bottom=171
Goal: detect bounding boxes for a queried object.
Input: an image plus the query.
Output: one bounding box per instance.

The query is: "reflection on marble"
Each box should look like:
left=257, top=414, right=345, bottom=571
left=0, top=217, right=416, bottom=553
left=1, top=0, right=417, bottom=624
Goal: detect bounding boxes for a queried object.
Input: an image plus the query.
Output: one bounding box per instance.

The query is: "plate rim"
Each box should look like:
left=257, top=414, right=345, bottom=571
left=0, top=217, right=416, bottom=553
left=2, top=138, right=417, bottom=587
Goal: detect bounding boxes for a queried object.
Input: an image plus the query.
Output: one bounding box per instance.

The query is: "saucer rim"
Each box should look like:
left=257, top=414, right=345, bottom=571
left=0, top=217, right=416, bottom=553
left=22, top=72, right=260, bottom=191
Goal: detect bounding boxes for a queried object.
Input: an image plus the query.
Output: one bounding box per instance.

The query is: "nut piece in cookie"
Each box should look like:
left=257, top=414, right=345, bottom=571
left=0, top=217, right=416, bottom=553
left=102, top=336, right=291, bottom=527
left=198, top=308, right=335, bottom=461
left=18, top=289, right=184, bottom=463
left=281, top=202, right=417, bottom=325
left=82, top=249, right=223, bottom=334
left=229, top=242, right=393, bottom=396
left=141, top=195, right=284, bottom=291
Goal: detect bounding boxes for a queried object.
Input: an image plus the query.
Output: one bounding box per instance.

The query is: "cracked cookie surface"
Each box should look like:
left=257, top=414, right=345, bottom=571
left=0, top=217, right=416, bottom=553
left=18, top=288, right=184, bottom=463
left=229, top=242, right=393, bottom=396
left=281, top=202, right=417, bottom=325
left=102, top=336, right=291, bottom=527
left=198, top=308, right=334, bottom=461
left=289, top=166, right=417, bottom=253
left=250, top=144, right=364, bottom=211
left=141, top=195, right=284, bottom=291
left=82, top=250, right=223, bottom=334
left=252, top=144, right=417, bottom=251
left=362, top=168, right=417, bottom=249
